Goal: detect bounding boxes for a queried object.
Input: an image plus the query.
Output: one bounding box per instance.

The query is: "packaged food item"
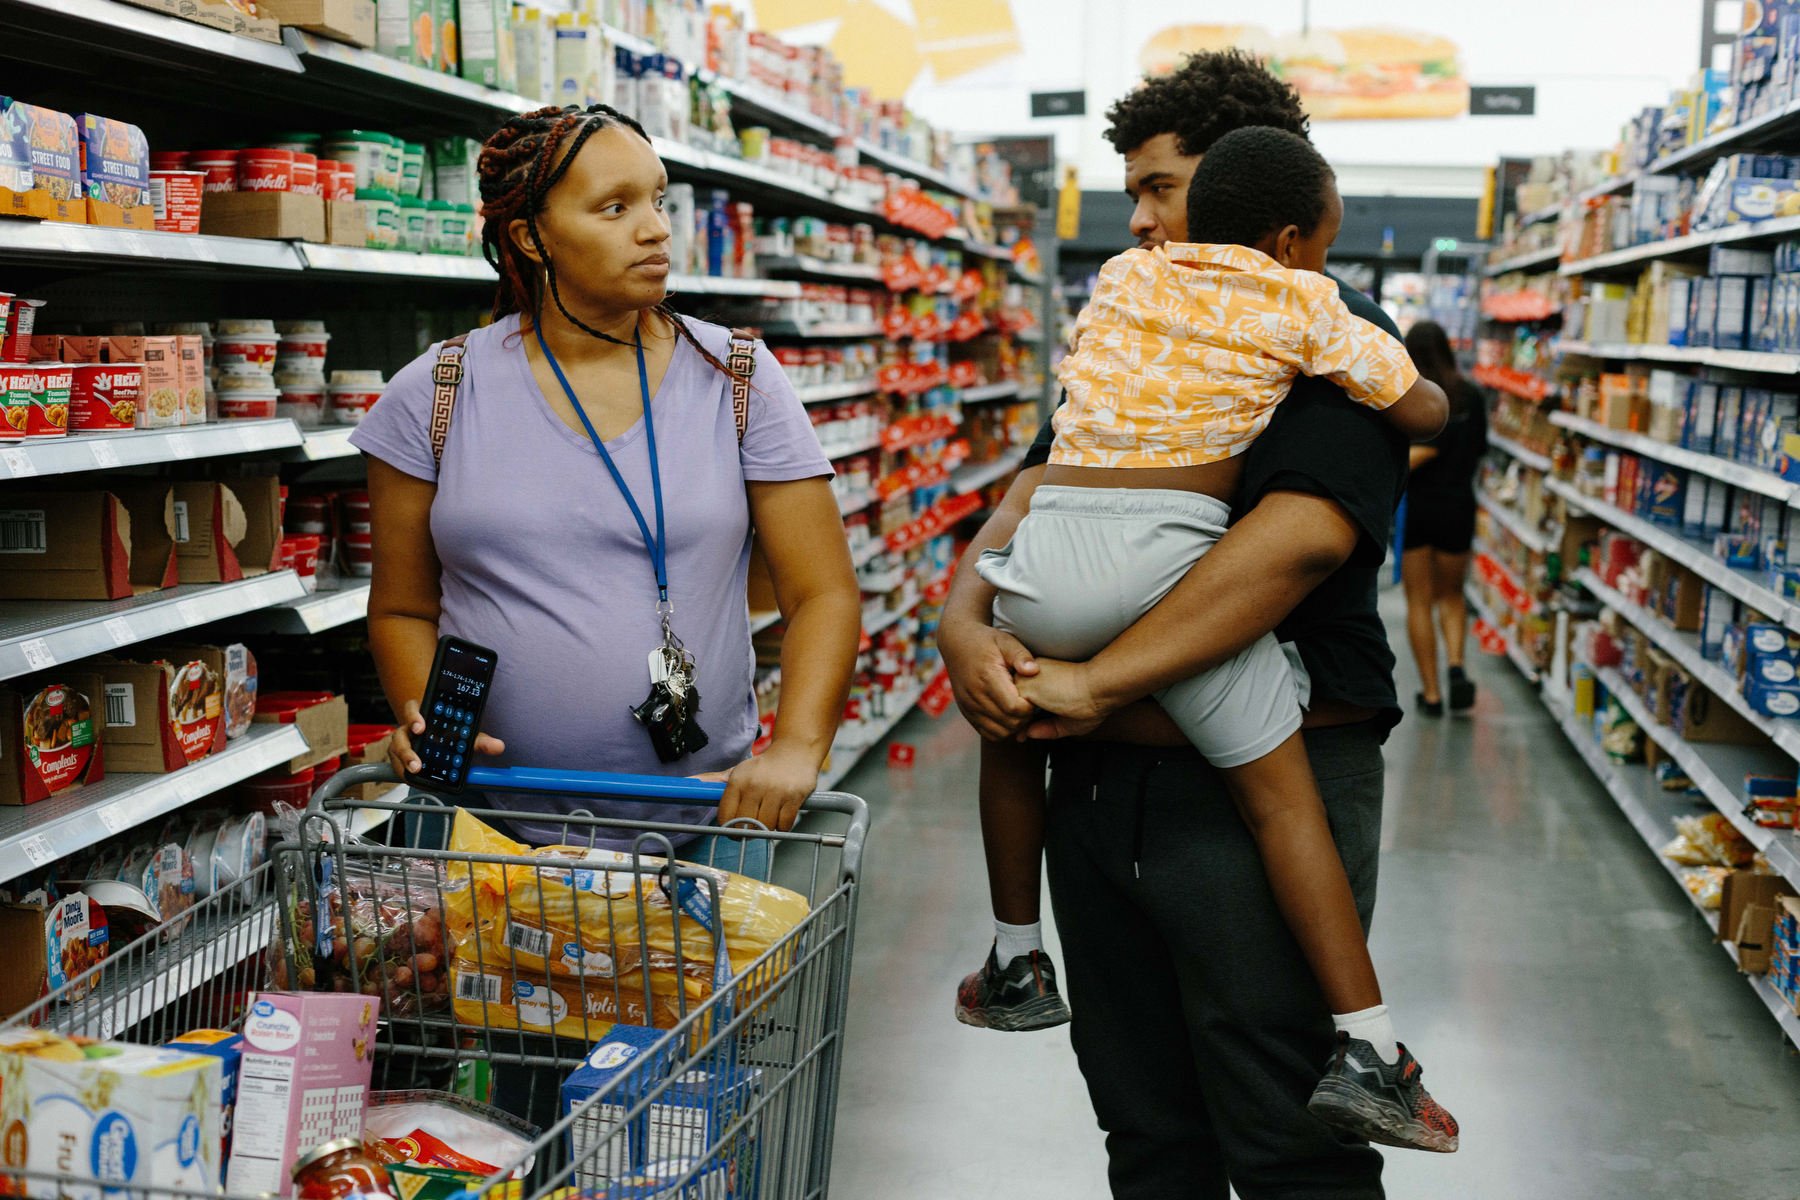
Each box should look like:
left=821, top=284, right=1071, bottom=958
left=449, top=950, right=687, bottom=1042
left=221, top=385, right=279, bottom=420
left=225, top=993, right=381, bottom=1199
left=279, top=378, right=329, bottom=426
left=400, top=140, right=425, bottom=197
left=0, top=673, right=105, bottom=805
left=293, top=1138, right=398, bottom=1200
left=439, top=203, right=474, bottom=254
left=165, top=1029, right=244, bottom=1183
left=77, top=113, right=152, bottom=228
left=358, top=188, right=400, bottom=249
left=329, top=369, right=385, bottom=423
left=216, top=331, right=279, bottom=369
left=25, top=362, right=69, bottom=438
left=324, top=130, right=396, bottom=192
left=0, top=99, right=82, bottom=222
left=398, top=194, right=428, bottom=251
left=447, top=810, right=806, bottom=1000
left=68, top=362, right=141, bottom=430
left=292, top=151, right=318, bottom=196
left=0, top=1029, right=224, bottom=1194
left=98, top=646, right=226, bottom=773
left=187, top=148, right=241, bottom=193
left=0, top=886, right=110, bottom=1013
left=149, top=169, right=204, bottom=233
left=278, top=329, right=330, bottom=369
left=0, top=363, right=38, bottom=438
left=119, top=832, right=196, bottom=923
left=364, top=1093, right=534, bottom=1178
left=104, top=334, right=180, bottom=428
left=176, top=333, right=205, bottom=423
left=239, top=147, right=295, bottom=192
left=225, top=642, right=258, bottom=739
left=2, top=296, right=43, bottom=362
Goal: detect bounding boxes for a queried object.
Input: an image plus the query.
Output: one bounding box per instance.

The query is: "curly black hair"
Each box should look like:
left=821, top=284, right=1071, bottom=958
left=1103, top=48, right=1309, bottom=157
left=1186, top=127, right=1335, bottom=249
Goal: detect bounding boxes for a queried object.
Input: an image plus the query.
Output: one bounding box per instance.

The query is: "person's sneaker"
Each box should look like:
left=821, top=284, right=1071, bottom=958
left=1307, top=1034, right=1460, bottom=1153
left=1448, top=666, right=1477, bottom=712
left=1416, top=691, right=1444, bottom=718
left=955, top=945, right=1071, bottom=1032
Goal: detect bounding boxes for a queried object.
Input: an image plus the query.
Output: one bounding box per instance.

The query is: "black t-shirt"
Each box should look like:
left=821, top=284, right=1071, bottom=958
left=1409, top=380, right=1489, bottom=509
left=1020, top=274, right=1407, bottom=729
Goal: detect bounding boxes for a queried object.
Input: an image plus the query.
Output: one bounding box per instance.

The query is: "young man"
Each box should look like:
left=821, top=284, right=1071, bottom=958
left=938, top=51, right=1404, bottom=1197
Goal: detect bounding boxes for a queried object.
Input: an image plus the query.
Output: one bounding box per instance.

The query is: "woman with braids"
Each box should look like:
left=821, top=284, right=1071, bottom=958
left=351, top=105, right=860, bottom=863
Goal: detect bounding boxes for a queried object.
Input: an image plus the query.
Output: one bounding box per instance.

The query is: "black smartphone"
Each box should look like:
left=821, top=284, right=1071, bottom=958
left=404, top=636, right=498, bottom=792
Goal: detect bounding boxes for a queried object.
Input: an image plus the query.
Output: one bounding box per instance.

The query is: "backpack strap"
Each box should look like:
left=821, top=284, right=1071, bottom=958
left=727, top=327, right=756, bottom=444
left=429, top=333, right=469, bottom=469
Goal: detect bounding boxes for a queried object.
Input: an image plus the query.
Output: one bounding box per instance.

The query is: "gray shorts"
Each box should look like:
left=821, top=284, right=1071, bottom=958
left=977, top=485, right=1309, bottom=769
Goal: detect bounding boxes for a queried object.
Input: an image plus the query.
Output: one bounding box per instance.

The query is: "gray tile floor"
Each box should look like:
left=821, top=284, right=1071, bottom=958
left=826, top=606, right=1800, bottom=1198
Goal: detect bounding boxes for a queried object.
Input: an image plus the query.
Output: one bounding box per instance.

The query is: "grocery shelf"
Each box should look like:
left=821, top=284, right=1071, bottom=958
left=0, top=220, right=304, bottom=272
left=1576, top=175, right=1638, bottom=204
left=1649, top=93, right=1800, bottom=179
left=1560, top=213, right=1800, bottom=276
left=762, top=321, right=885, bottom=340
left=283, top=29, right=541, bottom=125
left=0, top=723, right=308, bottom=886
left=760, top=255, right=886, bottom=283
left=1556, top=340, right=1800, bottom=376
left=951, top=447, right=1028, bottom=496
left=5, top=0, right=302, bottom=72
left=1520, top=204, right=1563, bottom=228
left=1548, top=411, right=1794, bottom=502
left=294, top=426, right=358, bottom=461
left=821, top=677, right=932, bottom=791
left=836, top=487, right=879, bottom=516
left=851, top=538, right=886, bottom=569
left=0, top=420, right=300, bottom=480
left=0, top=571, right=307, bottom=683
left=1476, top=492, right=1553, bottom=555
left=1488, top=431, right=1553, bottom=472
left=672, top=275, right=803, bottom=298
left=1542, top=686, right=1800, bottom=1052
left=854, top=139, right=974, bottom=200
left=1546, top=476, right=1800, bottom=632
left=1575, top=568, right=1800, bottom=761
left=960, top=240, right=1012, bottom=263
left=1595, top=665, right=1786, bottom=860
left=821, top=431, right=884, bottom=460
left=796, top=380, right=879, bottom=405
left=1484, top=245, right=1561, bottom=277
left=1464, top=581, right=1541, bottom=683
left=228, top=581, right=370, bottom=636
left=959, top=381, right=1021, bottom=405
left=63, top=904, right=278, bottom=1041
left=296, top=244, right=494, bottom=282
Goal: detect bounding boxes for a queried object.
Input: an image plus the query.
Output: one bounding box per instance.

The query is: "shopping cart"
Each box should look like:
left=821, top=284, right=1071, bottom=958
left=2, top=763, right=872, bottom=1200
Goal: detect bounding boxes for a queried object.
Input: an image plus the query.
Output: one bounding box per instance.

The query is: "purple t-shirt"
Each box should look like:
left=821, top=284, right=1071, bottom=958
left=350, top=314, right=832, bottom=847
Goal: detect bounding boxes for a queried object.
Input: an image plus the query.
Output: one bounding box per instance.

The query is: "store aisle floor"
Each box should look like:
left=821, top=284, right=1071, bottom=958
left=827, top=607, right=1800, bottom=1198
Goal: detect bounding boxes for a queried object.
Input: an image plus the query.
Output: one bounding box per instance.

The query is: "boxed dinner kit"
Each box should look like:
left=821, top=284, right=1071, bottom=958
left=0, top=487, right=179, bottom=600
left=174, top=476, right=284, bottom=584
left=226, top=992, right=379, bottom=1198
left=0, top=98, right=83, bottom=223
left=99, top=645, right=228, bottom=774
left=0, top=887, right=108, bottom=1015
left=77, top=113, right=152, bottom=229
left=0, top=671, right=106, bottom=805
left=0, top=1029, right=224, bottom=1195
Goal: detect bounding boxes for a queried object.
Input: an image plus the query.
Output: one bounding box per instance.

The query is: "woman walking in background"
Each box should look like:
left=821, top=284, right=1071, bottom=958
left=1400, top=320, right=1488, bottom=715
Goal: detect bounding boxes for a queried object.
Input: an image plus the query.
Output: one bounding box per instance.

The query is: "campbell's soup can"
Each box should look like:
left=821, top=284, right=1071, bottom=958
left=186, top=149, right=240, bottom=193
left=69, top=363, right=142, bottom=431
left=237, top=148, right=294, bottom=193
left=0, top=364, right=35, bottom=439
left=290, top=151, right=318, bottom=197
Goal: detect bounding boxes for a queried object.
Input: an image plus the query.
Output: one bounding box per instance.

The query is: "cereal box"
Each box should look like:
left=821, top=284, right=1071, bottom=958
left=77, top=114, right=152, bottom=229
left=0, top=99, right=82, bottom=223
left=225, top=993, right=379, bottom=1198
left=0, top=1028, right=223, bottom=1196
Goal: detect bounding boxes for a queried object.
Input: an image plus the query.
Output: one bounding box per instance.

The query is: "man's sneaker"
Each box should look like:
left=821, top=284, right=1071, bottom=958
left=1307, top=1034, right=1460, bottom=1153
left=954, top=945, right=1071, bottom=1032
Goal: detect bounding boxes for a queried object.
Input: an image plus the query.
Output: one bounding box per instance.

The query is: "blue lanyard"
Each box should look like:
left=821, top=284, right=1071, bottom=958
left=534, top=324, right=670, bottom=604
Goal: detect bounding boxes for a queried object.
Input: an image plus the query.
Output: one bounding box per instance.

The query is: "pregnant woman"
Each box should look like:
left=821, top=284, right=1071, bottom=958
left=352, top=104, right=861, bottom=862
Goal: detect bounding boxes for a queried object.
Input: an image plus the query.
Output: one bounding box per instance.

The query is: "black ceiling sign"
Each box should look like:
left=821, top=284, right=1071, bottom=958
left=1469, top=86, right=1536, bottom=116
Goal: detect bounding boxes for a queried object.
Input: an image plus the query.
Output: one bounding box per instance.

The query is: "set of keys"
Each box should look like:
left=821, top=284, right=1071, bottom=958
left=631, top=616, right=710, bottom=763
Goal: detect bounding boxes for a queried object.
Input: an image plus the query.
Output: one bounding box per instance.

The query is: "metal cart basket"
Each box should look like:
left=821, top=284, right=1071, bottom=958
left=2, top=763, right=871, bottom=1200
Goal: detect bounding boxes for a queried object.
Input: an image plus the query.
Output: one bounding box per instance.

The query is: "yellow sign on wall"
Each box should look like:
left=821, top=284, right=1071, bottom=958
left=751, top=0, right=847, bottom=33
left=827, top=0, right=926, bottom=99
left=910, top=0, right=1022, bottom=82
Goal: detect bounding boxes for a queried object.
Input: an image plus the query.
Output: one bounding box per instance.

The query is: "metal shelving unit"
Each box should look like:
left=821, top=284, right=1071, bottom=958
left=1557, top=340, right=1800, bottom=376
left=1476, top=492, right=1554, bottom=555
left=951, top=447, right=1028, bottom=496
left=0, top=724, right=307, bottom=885
left=1548, top=411, right=1794, bottom=502
left=0, top=420, right=300, bottom=480
left=959, top=381, right=1021, bottom=405
left=0, top=572, right=307, bottom=682
left=228, top=582, right=370, bottom=636
left=1484, top=245, right=1562, bottom=277
left=1488, top=431, right=1554, bottom=472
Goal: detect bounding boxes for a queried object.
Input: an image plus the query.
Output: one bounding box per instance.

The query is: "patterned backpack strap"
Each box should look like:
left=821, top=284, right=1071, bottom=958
left=429, top=333, right=470, bottom=468
left=727, top=327, right=757, bottom=444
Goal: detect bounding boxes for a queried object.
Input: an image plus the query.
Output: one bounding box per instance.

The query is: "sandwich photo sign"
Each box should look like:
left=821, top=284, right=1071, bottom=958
left=1139, top=24, right=1469, bottom=121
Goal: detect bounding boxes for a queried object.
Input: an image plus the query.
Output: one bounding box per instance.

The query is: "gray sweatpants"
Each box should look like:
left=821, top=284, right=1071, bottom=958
left=977, top=485, right=1310, bottom=768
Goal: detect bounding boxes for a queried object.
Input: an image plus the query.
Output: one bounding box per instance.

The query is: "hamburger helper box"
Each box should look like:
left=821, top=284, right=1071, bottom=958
left=0, top=1029, right=223, bottom=1195
left=226, top=992, right=380, bottom=1198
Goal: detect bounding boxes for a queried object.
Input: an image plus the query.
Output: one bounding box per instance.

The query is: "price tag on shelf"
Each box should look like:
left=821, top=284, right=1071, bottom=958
left=19, top=835, right=55, bottom=868
left=168, top=434, right=195, bottom=460
left=230, top=428, right=255, bottom=453
left=176, top=598, right=210, bottom=628
left=99, top=806, right=127, bottom=834
left=19, top=638, right=55, bottom=671
left=103, top=616, right=135, bottom=646
left=90, top=441, right=122, bottom=470
left=1, top=448, right=36, bottom=478
left=178, top=772, right=213, bottom=803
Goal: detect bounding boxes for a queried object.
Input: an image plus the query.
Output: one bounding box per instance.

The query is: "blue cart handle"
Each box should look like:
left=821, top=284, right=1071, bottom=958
left=462, top=765, right=725, bottom=802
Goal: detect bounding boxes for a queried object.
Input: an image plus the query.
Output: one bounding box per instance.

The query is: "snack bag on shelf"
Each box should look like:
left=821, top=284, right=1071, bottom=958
left=445, top=808, right=808, bottom=1000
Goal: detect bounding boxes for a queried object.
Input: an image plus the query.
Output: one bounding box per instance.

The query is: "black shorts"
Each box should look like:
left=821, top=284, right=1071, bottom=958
left=1402, top=499, right=1475, bottom=553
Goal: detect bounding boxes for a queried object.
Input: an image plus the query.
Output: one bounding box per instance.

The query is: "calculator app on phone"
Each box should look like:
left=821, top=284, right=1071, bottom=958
left=407, top=637, right=497, bottom=791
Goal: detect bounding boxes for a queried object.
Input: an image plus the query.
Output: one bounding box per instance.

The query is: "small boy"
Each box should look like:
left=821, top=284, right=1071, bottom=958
left=954, top=126, right=1459, bottom=1153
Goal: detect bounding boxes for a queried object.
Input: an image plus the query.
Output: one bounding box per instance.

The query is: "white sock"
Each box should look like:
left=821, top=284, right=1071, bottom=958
left=1333, top=1004, right=1399, bottom=1064
left=993, top=920, right=1043, bottom=967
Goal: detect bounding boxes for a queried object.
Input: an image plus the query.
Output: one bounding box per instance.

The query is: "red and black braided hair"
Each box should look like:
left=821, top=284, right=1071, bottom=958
left=478, top=104, right=740, bottom=379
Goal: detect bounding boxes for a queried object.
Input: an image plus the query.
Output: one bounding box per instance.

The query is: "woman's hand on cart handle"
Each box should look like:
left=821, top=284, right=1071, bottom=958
left=699, top=743, right=819, bottom=832
left=388, top=698, right=506, bottom=776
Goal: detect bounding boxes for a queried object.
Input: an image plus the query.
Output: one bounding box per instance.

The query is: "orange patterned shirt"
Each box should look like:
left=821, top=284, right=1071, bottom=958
left=1051, top=242, right=1418, bottom=468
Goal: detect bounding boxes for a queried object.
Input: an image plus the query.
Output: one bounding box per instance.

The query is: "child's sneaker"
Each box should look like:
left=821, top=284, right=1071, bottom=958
left=1307, top=1033, right=1460, bottom=1153
left=954, top=945, right=1071, bottom=1032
